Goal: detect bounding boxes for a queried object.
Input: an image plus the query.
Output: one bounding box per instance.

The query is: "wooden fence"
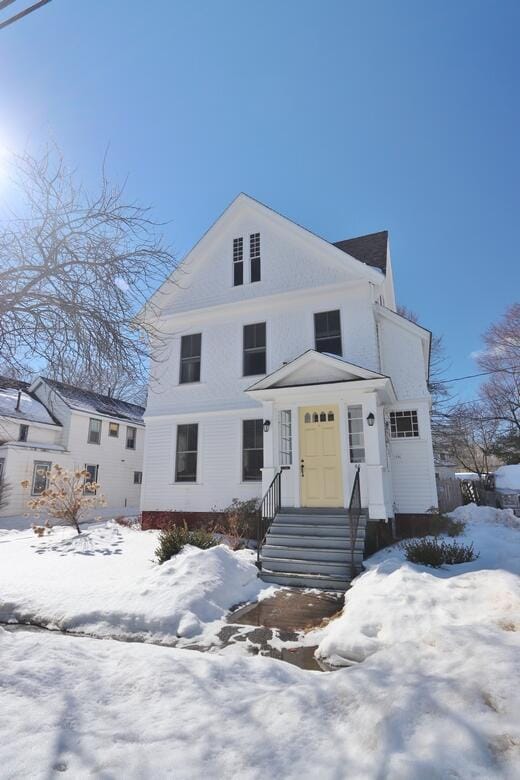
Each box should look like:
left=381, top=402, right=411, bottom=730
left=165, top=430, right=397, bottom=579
left=436, top=477, right=464, bottom=513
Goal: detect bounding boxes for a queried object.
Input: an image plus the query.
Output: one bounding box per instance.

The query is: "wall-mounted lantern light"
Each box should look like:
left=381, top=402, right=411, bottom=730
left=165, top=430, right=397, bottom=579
left=263, top=420, right=271, bottom=433
left=366, top=412, right=375, bottom=427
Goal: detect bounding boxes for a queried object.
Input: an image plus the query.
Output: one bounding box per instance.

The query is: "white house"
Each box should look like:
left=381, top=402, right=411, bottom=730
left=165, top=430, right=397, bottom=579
left=0, top=376, right=145, bottom=520
left=140, top=194, right=438, bottom=586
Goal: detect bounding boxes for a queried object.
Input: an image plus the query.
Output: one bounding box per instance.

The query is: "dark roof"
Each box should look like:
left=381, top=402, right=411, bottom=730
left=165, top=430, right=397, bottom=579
left=332, top=230, right=388, bottom=273
left=0, top=375, right=62, bottom=426
left=42, top=378, right=145, bottom=424
left=0, top=376, right=30, bottom=392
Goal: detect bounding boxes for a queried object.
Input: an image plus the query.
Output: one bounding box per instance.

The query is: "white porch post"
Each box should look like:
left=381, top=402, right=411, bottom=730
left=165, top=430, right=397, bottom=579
left=260, top=400, right=275, bottom=497
left=363, top=393, right=387, bottom=519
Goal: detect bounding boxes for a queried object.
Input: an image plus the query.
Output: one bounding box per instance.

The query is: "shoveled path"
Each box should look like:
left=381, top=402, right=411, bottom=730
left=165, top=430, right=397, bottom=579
left=219, top=588, right=344, bottom=670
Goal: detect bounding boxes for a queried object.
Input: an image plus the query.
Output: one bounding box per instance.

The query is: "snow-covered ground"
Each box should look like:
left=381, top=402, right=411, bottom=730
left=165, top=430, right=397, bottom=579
left=1, top=505, right=519, bottom=778
left=0, top=521, right=274, bottom=644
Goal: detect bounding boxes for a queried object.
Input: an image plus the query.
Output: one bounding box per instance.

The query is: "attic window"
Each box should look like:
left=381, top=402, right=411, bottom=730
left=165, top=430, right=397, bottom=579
left=250, top=233, right=261, bottom=282
left=233, top=237, right=244, bottom=286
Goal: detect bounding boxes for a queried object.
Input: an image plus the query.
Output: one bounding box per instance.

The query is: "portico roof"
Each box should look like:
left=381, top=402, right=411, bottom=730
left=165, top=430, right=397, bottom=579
left=246, top=350, right=396, bottom=402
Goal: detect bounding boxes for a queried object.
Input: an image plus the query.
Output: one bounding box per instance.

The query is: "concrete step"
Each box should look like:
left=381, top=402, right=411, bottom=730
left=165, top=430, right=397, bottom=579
left=268, top=523, right=366, bottom=538
left=262, top=544, right=358, bottom=563
left=265, top=533, right=364, bottom=549
left=280, top=507, right=368, bottom=517
left=260, top=570, right=350, bottom=591
left=262, top=556, right=353, bottom=577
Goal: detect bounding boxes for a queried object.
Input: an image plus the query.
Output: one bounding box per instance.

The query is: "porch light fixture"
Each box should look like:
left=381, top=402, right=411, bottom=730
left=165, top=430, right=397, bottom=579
left=263, top=419, right=271, bottom=433
left=366, top=412, right=375, bottom=427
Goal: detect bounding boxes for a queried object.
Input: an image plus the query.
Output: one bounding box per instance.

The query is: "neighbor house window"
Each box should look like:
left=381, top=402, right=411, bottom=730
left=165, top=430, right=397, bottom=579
left=314, top=309, right=342, bottom=355
left=233, top=237, right=244, bottom=286
left=242, top=419, right=263, bottom=481
left=179, top=333, right=202, bottom=384
left=243, top=322, right=266, bottom=376
left=279, top=410, right=292, bottom=465
left=88, top=418, right=102, bottom=444
left=250, top=232, right=261, bottom=282
left=126, top=426, right=137, bottom=450
left=84, top=464, right=99, bottom=494
left=175, top=423, right=198, bottom=482
left=134, top=471, right=142, bottom=485
left=0, top=458, right=5, bottom=481
left=31, top=460, right=51, bottom=495
left=347, top=405, right=365, bottom=463
left=389, top=410, right=419, bottom=439
left=108, top=422, right=119, bottom=438
left=18, top=424, right=29, bottom=442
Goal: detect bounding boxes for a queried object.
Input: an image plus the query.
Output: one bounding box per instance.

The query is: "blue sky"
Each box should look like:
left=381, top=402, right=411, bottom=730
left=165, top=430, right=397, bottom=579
left=1, top=0, right=518, bottom=398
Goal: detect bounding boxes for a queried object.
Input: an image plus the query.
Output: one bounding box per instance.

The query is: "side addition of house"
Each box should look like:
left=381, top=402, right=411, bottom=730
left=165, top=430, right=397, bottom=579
left=140, top=194, right=438, bottom=586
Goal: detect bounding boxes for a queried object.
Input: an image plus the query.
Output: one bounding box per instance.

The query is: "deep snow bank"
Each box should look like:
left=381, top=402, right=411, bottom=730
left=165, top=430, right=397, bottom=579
left=0, top=522, right=271, bottom=642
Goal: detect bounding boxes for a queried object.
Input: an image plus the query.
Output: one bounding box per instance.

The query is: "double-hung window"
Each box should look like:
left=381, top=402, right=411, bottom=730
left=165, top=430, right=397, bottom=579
left=88, top=418, right=102, bottom=444
left=31, top=460, right=51, bottom=495
left=314, top=310, right=342, bottom=356
left=233, top=237, right=244, bottom=286
left=250, top=233, right=261, bottom=282
left=279, top=410, right=292, bottom=465
left=126, top=426, right=137, bottom=450
left=389, top=410, right=419, bottom=439
left=134, top=471, right=143, bottom=485
left=242, top=419, right=263, bottom=481
left=175, top=423, right=198, bottom=482
left=179, top=333, right=202, bottom=384
left=347, top=405, right=365, bottom=463
left=243, top=322, right=266, bottom=376
left=84, top=464, right=99, bottom=494
left=109, top=422, right=119, bottom=438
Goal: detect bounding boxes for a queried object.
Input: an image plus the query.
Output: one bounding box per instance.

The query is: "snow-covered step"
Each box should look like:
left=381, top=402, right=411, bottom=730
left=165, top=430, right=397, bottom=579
left=260, top=570, right=349, bottom=591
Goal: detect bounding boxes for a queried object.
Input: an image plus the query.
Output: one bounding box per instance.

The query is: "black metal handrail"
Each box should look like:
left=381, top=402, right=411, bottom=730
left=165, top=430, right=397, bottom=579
left=347, top=466, right=362, bottom=576
left=256, top=469, right=282, bottom=569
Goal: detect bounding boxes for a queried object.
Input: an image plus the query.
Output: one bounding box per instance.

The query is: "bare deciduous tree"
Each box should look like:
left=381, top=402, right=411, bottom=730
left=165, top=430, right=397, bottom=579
left=0, top=145, right=175, bottom=384
left=439, top=401, right=500, bottom=477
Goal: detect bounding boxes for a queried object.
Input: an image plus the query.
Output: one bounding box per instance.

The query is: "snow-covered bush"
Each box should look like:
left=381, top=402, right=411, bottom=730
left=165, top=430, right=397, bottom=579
left=21, top=465, right=107, bottom=534
left=402, top=537, right=478, bottom=567
left=155, top=522, right=217, bottom=564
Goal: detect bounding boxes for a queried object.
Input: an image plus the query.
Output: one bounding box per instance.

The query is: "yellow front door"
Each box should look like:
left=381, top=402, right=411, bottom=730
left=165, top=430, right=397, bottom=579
left=299, top=405, right=344, bottom=507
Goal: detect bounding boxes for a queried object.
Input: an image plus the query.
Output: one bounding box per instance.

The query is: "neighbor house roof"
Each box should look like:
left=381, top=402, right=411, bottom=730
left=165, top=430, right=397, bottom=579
left=0, top=376, right=61, bottom=426
left=333, top=230, right=388, bottom=273
left=41, top=378, right=145, bottom=424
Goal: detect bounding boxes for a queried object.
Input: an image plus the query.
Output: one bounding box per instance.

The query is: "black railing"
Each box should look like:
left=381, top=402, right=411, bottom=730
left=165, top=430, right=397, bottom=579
left=256, top=469, right=282, bottom=569
left=347, top=466, right=362, bottom=576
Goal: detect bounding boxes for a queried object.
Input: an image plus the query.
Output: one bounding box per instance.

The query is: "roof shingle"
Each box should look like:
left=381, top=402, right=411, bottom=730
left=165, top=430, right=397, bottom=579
left=333, top=230, right=388, bottom=273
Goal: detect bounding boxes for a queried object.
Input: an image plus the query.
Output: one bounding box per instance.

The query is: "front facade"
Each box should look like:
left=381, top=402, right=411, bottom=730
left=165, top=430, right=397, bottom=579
left=141, top=194, right=438, bottom=527
left=0, top=377, right=144, bottom=518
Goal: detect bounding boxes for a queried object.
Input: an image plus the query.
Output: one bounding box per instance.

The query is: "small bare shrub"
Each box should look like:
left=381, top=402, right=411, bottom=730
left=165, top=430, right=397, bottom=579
left=216, top=498, right=259, bottom=549
left=402, top=537, right=478, bottom=567
left=21, top=465, right=107, bottom=534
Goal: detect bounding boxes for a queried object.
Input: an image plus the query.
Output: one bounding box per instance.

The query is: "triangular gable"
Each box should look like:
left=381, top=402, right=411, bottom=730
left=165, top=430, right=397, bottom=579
left=141, top=193, right=384, bottom=317
left=247, top=350, right=387, bottom=391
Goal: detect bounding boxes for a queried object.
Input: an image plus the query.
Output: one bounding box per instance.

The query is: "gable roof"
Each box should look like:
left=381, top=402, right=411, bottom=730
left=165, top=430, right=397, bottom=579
left=40, top=378, right=145, bottom=424
left=0, top=376, right=61, bottom=426
left=333, top=231, right=388, bottom=273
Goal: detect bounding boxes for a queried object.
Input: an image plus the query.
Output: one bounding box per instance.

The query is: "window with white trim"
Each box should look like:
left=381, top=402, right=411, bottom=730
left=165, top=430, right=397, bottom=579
left=250, top=232, right=261, bottom=282
left=389, top=410, right=419, bottom=438
left=84, top=464, right=99, bottom=494
left=233, top=237, right=244, bottom=286
left=18, top=424, right=29, bottom=442
left=175, top=424, right=198, bottom=482
left=347, top=405, right=365, bottom=463
left=134, top=471, right=142, bottom=485
left=179, top=333, right=202, bottom=383
left=242, top=419, right=263, bottom=481
left=279, top=410, right=292, bottom=465
left=314, top=309, right=342, bottom=356
left=88, top=418, right=102, bottom=444
left=31, top=460, right=51, bottom=495
left=126, top=426, right=137, bottom=450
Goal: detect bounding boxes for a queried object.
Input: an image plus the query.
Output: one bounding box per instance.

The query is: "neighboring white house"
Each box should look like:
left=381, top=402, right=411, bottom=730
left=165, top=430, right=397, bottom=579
left=0, top=376, right=145, bottom=518
left=140, top=193, right=438, bottom=534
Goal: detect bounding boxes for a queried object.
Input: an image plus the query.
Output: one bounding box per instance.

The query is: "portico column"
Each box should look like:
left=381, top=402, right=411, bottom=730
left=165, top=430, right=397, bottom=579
left=363, top=393, right=387, bottom=519
left=260, top=400, right=275, bottom=496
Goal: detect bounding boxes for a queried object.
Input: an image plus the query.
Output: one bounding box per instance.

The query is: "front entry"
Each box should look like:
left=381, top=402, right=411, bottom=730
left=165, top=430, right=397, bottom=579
left=299, top=405, right=344, bottom=507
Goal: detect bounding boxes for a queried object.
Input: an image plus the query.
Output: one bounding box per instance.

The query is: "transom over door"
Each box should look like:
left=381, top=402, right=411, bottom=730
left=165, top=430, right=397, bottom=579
left=299, top=405, right=343, bottom=508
